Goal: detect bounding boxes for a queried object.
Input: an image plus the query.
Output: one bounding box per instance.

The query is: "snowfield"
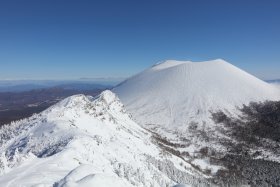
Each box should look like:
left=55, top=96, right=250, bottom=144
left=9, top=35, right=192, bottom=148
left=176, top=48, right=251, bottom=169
left=271, top=82, right=280, bottom=90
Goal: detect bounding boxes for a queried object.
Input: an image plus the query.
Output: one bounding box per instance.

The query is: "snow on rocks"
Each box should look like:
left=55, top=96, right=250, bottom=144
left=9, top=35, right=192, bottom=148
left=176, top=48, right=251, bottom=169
left=0, top=90, right=205, bottom=187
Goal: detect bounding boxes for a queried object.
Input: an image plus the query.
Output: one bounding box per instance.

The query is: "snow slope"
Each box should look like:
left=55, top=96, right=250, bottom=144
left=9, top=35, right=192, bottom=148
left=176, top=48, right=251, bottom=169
left=270, top=82, right=280, bottom=90
left=0, top=90, right=213, bottom=187
left=114, top=59, right=280, bottom=130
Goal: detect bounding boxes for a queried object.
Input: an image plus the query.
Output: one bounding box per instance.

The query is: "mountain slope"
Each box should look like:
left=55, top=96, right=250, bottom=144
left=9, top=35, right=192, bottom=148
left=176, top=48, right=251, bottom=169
left=0, top=90, right=213, bottom=187
left=114, top=59, right=280, bottom=130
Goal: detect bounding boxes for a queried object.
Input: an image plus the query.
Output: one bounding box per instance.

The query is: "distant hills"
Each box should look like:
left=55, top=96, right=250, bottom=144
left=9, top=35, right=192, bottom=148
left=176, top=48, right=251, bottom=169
left=0, top=80, right=119, bottom=92
left=266, top=79, right=280, bottom=84
left=0, top=84, right=109, bottom=126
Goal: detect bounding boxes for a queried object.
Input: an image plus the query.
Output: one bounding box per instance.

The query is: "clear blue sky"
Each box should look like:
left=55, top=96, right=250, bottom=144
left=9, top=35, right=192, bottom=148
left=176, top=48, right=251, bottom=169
left=0, top=0, right=279, bottom=80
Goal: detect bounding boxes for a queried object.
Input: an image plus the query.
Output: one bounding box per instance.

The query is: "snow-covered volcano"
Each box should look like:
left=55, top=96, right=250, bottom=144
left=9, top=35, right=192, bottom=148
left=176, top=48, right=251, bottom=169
left=112, top=60, right=280, bottom=187
left=114, top=59, right=280, bottom=130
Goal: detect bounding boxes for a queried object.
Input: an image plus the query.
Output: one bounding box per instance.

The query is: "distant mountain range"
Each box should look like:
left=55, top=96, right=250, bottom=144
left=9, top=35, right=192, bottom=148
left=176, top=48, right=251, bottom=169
left=266, top=79, right=280, bottom=84
left=0, top=80, right=117, bottom=92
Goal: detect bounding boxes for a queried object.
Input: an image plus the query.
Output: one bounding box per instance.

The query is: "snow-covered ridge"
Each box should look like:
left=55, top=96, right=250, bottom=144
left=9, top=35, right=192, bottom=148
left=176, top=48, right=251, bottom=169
left=0, top=90, right=211, bottom=187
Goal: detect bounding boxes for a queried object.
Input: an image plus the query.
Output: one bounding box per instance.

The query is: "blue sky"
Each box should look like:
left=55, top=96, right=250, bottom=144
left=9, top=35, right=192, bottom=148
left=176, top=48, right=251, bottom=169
left=0, top=0, right=279, bottom=80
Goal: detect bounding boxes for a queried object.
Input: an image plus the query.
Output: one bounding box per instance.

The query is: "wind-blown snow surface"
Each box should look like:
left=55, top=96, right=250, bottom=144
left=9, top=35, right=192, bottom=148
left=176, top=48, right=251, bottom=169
left=114, top=59, right=280, bottom=130
left=0, top=91, right=212, bottom=187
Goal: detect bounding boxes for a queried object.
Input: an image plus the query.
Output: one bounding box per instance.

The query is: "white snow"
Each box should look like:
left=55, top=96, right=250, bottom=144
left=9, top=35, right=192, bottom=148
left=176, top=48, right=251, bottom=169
left=55, top=165, right=132, bottom=187
left=270, top=82, right=280, bottom=90
left=0, top=90, right=203, bottom=187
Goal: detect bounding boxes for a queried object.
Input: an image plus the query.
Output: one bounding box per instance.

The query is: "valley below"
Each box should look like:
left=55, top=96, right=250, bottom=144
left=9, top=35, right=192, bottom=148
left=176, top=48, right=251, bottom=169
left=0, top=86, right=108, bottom=126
